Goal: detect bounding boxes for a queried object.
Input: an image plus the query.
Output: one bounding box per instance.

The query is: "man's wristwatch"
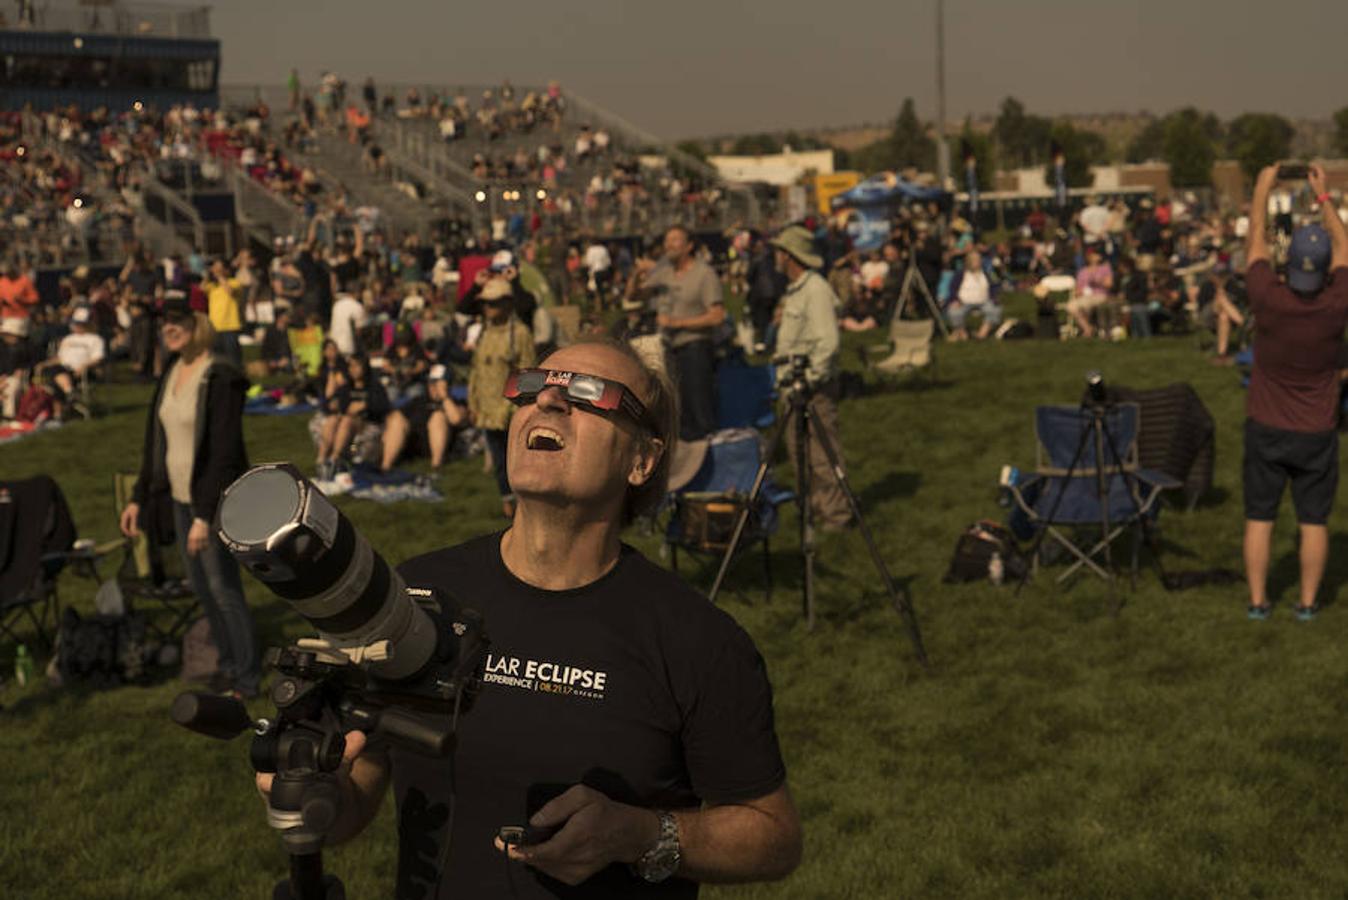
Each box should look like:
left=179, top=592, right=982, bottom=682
left=634, top=811, right=681, bottom=883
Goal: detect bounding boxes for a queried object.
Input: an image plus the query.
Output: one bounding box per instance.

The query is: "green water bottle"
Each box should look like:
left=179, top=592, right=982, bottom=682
left=14, top=644, right=34, bottom=688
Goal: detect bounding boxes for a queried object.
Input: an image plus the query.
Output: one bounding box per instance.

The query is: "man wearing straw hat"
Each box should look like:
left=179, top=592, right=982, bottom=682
left=771, top=226, right=851, bottom=530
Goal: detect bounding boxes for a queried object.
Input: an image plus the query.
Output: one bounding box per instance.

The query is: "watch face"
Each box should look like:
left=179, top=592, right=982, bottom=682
left=641, top=847, right=680, bottom=882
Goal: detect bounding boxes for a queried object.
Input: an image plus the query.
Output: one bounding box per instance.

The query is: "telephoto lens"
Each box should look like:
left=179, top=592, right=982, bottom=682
left=216, top=462, right=438, bottom=681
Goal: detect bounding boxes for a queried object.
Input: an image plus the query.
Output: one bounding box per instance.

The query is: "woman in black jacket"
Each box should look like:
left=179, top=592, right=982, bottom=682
left=119, top=297, right=259, bottom=698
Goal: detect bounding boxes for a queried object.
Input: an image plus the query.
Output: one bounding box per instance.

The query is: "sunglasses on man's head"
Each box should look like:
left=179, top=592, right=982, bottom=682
left=503, top=368, right=650, bottom=429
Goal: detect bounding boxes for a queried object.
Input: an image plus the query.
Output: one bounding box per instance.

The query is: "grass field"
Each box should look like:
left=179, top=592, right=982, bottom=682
left=4, top=303, right=1348, bottom=899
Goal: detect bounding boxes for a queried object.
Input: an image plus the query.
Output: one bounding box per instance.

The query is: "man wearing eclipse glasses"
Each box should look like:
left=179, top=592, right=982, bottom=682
left=306, top=337, right=802, bottom=898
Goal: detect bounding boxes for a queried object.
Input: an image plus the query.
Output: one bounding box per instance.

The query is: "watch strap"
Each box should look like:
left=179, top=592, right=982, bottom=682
left=635, top=811, right=681, bottom=883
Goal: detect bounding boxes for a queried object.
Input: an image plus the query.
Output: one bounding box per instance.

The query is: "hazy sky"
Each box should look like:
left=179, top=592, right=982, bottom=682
left=212, top=0, right=1348, bottom=138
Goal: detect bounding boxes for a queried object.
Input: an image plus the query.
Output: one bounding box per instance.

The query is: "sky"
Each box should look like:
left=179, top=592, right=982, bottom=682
left=210, top=0, right=1348, bottom=139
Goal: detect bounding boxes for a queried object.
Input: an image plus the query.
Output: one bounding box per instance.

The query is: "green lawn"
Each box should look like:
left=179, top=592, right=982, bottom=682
left=3, top=312, right=1347, bottom=899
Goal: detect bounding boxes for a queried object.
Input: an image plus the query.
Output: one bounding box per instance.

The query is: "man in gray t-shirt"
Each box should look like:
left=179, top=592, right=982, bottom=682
left=626, top=226, right=724, bottom=439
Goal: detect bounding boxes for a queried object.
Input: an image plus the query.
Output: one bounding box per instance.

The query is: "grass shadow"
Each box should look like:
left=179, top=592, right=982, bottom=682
left=856, top=470, right=922, bottom=510
left=863, top=377, right=958, bottom=396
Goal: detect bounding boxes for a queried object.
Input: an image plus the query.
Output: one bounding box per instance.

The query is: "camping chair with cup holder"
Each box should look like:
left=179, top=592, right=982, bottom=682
left=68, top=473, right=199, bottom=648
left=1005, top=403, right=1180, bottom=593
left=665, top=429, right=794, bottom=601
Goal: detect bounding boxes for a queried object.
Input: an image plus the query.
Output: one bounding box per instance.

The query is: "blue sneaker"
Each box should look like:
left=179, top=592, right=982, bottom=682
left=1247, top=604, right=1272, bottom=621
left=1295, top=603, right=1321, bottom=622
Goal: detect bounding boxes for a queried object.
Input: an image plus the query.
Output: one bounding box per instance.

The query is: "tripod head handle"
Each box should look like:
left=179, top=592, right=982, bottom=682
left=171, top=691, right=259, bottom=741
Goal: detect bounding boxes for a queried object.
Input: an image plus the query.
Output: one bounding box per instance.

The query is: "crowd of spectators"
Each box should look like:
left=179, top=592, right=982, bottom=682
left=807, top=186, right=1348, bottom=362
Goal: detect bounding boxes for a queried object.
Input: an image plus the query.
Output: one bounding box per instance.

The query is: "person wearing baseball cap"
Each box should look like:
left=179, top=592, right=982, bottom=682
left=1241, top=162, right=1348, bottom=622
left=35, top=306, right=105, bottom=419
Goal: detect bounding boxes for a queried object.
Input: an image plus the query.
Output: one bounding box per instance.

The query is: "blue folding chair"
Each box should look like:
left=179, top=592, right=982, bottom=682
left=665, top=429, right=793, bottom=600
left=1006, top=404, right=1180, bottom=584
left=715, top=360, right=776, bottom=430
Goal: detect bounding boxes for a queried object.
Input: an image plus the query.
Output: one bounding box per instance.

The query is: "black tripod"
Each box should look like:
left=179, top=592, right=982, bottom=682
left=708, top=357, right=929, bottom=666
left=890, top=260, right=949, bottom=336
left=1014, top=385, right=1166, bottom=614
left=172, top=641, right=469, bottom=900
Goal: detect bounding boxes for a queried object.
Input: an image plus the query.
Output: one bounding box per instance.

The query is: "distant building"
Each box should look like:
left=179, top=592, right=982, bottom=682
left=708, top=149, right=835, bottom=187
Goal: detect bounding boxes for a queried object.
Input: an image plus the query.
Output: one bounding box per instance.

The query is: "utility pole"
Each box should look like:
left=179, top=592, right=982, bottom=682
left=935, top=0, right=950, bottom=188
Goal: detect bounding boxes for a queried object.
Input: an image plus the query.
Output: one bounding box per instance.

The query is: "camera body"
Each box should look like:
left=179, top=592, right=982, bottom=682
left=774, top=354, right=812, bottom=396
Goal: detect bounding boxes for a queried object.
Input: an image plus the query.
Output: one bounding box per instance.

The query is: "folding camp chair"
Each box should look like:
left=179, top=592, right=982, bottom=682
left=862, top=318, right=936, bottom=380
left=1005, top=404, right=1180, bottom=584
left=665, top=429, right=793, bottom=599
left=108, top=473, right=198, bottom=645
left=64, top=474, right=197, bottom=647
left=0, top=475, right=77, bottom=652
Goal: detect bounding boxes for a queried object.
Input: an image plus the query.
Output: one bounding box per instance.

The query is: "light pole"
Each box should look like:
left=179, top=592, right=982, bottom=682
left=935, top=0, right=950, bottom=188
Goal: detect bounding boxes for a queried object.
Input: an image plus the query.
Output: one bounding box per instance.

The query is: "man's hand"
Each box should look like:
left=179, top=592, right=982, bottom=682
left=186, top=517, right=210, bottom=556
left=1309, top=163, right=1329, bottom=200
left=494, top=784, right=660, bottom=886
left=656, top=313, right=673, bottom=329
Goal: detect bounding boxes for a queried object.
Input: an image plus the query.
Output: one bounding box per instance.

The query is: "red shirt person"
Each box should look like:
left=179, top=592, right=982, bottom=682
left=0, top=264, right=39, bottom=330
left=1241, top=163, right=1348, bottom=621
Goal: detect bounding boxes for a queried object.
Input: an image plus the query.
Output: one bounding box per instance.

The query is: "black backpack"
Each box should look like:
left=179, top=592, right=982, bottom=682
left=943, top=520, right=1028, bottom=584
left=55, top=608, right=151, bottom=688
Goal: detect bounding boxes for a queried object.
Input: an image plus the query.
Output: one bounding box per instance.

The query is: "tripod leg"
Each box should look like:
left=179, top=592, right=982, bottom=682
left=1014, top=418, right=1096, bottom=596
left=1093, top=417, right=1120, bottom=616
left=708, top=411, right=794, bottom=603
left=916, top=274, right=950, bottom=338
left=793, top=400, right=816, bottom=630
left=806, top=397, right=929, bottom=666
left=1096, top=416, right=1171, bottom=588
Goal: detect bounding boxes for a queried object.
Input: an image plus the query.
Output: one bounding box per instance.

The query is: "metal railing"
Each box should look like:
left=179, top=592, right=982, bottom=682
left=225, top=163, right=303, bottom=245
left=138, top=174, right=207, bottom=250
left=8, top=2, right=212, bottom=38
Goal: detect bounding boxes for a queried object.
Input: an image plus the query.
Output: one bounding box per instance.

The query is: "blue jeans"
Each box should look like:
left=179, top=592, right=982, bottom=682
left=173, top=501, right=260, bottom=693
left=484, top=429, right=513, bottom=499
left=1129, top=304, right=1152, bottom=338
left=946, top=302, right=1003, bottom=331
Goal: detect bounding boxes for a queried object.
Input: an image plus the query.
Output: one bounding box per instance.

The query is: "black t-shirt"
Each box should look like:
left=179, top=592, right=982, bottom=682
left=260, top=326, right=292, bottom=364
left=389, top=534, right=787, bottom=900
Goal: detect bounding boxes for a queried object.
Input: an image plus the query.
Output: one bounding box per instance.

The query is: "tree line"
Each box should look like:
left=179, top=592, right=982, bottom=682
left=679, top=98, right=1348, bottom=190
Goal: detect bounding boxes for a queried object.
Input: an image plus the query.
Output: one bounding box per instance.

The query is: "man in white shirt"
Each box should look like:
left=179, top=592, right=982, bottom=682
left=1079, top=197, right=1111, bottom=250
left=584, top=238, right=613, bottom=302
left=329, top=285, right=367, bottom=356
left=41, top=306, right=105, bottom=418
left=945, top=250, right=1003, bottom=340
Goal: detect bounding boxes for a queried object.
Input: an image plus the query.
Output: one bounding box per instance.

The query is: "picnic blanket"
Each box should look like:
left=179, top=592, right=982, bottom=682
left=0, top=419, right=60, bottom=445
left=245, top=396, right=319, bottom=416
left=312, top=465, right=443, bottom=503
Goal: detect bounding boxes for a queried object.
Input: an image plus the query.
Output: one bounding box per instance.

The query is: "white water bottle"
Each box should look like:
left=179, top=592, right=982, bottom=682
left=988, top=552, right=1004, bottom=586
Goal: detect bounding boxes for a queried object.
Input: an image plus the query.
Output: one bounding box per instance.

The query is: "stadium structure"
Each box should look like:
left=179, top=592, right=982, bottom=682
left=1, top=1, right=756, bottom=278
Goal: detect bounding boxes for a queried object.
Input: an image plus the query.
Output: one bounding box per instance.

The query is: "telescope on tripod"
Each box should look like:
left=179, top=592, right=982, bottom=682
left=171, top=463, right=489, bottom=900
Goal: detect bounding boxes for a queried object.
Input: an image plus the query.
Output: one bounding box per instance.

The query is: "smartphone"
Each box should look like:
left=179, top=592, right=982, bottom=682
left=1277, top=164, right=1309, bottom=181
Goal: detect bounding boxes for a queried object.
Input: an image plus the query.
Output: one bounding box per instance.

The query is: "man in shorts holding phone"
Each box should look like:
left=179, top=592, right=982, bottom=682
left=1243, top=163, right=1348, bottom=620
